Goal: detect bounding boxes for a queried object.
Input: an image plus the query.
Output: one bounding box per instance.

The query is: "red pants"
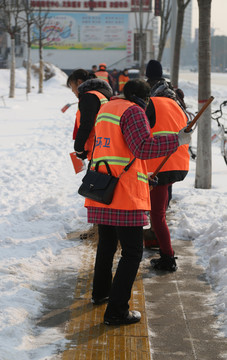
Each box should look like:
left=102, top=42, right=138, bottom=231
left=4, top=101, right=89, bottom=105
left=150, top=184, right=174, bottom=256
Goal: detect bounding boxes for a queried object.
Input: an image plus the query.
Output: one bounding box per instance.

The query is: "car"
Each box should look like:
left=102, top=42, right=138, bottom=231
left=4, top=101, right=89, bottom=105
left=128, top=68, right=170, bottom=80
left=128, top=68, right=140, bottom=79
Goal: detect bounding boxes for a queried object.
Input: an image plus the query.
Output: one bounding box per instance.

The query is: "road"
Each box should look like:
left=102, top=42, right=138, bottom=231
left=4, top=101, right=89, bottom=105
left=179, top=70, right=227, bottom=86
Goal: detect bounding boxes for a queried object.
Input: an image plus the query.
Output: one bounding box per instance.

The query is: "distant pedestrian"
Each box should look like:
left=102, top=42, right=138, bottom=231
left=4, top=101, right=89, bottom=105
left=95, top=63, right=113, bottom=90
left=67, top=68, right=113, bottom=160
left=82, top=79, right=192, bottom=325
left=118, top=68, right=129, bottom=94
left=90, top=65, right=97, bottom=76
left=110, top=68, right=119, bottom=95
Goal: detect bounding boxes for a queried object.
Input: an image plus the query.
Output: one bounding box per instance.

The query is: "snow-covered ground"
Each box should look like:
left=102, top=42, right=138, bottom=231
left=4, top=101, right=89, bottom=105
left=0, top=67, right=226, bottom=359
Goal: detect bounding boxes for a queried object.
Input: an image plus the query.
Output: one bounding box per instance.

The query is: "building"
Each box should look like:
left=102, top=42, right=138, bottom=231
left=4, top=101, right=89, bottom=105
left=1, top=0, right=160, bottom=72
left=161, top=1, right=193, bottom=70
left=182, top=1, right=192, bottom=45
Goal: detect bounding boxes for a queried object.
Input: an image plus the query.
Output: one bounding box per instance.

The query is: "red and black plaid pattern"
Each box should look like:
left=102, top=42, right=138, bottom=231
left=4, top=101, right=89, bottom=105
left=87, top=207, right=149, bottom=227
left=121, top=105, right=179, bottom=159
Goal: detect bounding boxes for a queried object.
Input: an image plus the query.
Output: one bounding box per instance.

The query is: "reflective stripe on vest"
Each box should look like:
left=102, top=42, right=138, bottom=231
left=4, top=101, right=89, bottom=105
left=95, top=71, right=109, bottom=83
left=100, top=98, right=108, bottom=105
left=95, top=113, right=120, bottom=126
left=85, top=98, right=150, bottom=211
left=118, top=75, right=129, bottom=92
left=146, top=97, right=190, bottom=173
left=91, top=156, right=130, bottom=167
left=152, top=130, right=177, bottom=135
left=137, top=172, right=149, bottom=184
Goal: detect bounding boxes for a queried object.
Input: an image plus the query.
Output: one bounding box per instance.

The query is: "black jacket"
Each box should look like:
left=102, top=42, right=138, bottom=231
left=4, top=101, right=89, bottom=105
left=74, top=78, right=113, bottom=153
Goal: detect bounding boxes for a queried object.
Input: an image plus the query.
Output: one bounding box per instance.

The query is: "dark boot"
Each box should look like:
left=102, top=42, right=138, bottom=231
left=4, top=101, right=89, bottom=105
left=104, top=310, right=141, bottom=325
left=150, top=251, right=178, bottom=272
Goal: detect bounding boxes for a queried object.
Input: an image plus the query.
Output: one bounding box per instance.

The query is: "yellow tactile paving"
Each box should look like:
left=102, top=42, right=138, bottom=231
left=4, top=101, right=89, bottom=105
left=62, top=230, right=151, bottom=360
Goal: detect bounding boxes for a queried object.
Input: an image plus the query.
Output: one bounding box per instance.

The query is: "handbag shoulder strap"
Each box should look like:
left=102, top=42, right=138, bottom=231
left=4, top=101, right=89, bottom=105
left=118, top=157, right=136, bottom=178
left=123, top=158, right=136, bottom=172
left=86, top=136, right=97, bottom=171
left=89, top=136, right=136, bottom=176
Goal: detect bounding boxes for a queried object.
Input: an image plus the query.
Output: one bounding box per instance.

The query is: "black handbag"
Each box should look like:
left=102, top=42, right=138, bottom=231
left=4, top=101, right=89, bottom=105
left=78, top=158, right=135, bottom=205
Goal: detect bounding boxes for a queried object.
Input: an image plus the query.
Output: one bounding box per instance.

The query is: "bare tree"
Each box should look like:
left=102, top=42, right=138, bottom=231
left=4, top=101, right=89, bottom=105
left=20, top=0, right=36, bottom=94
left=31, top=5, right=51, bottom=94
left=133, top=0, right=153, bottom=76
left=171, top=0, right=191, bottom=88
left=195, top=0, right=212, bottom=189
left=0, top=0, right=23, bottom=98
left=157, top=0, right=171, bottom=62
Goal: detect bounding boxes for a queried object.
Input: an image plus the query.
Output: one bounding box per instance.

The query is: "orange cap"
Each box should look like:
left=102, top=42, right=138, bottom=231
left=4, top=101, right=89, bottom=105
left=99, top=63, right=107, bottom=70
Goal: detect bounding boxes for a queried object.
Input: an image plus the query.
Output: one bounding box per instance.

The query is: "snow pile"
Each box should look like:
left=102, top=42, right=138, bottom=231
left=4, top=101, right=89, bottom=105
left=0, top=67, right=227, bottom=358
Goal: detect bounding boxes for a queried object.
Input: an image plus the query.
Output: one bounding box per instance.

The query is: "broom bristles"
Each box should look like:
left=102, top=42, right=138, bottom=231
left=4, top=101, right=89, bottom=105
left=61, top=102, right=77, bottom=113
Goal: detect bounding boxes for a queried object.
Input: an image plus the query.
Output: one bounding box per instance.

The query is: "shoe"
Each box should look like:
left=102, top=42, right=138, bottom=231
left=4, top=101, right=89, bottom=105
left=150, top=252, right=178, bottom=272
left=104, top=310, right=141, bottom=325
left=91, top=296, right=109, bottom=305
left=150, top=257, right=161, bottom=265
left=149, top=249, right=164, bottom=264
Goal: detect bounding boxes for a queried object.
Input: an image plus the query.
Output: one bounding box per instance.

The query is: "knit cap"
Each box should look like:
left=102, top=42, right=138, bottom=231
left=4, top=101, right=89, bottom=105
left=145, top=59, right=163, bottom=80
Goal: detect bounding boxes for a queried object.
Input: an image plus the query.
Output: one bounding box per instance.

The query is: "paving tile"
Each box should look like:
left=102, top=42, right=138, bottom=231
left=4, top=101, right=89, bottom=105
left=62, top=233, right=151, bottom=360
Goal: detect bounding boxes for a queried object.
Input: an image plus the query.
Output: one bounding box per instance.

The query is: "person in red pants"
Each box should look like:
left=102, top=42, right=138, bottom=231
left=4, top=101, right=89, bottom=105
left=145, top=59, right=190, bottom=271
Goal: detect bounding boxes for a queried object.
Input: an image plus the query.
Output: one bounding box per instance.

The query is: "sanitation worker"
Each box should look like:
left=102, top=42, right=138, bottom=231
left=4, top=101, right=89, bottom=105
left=67, top=68, right=113, bottom=160
left=118, top=68, right=129, bottom=93
left=145, top=59, right=190, bottom=272
left=81, top=78, right=192, bottom=325
left=95, top=63, right=114, bottom=90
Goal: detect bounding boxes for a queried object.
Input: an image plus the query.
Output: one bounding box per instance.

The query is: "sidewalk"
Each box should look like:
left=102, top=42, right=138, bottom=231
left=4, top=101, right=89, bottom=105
left=142, top=239, right=227, bottom=360
left=60, top=229, right=227, bottom=360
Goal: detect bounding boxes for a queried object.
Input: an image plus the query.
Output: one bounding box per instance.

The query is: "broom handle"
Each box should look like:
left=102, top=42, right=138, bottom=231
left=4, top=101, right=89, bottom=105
left=150, top=96, right=214, bottom=179
left=185, top=96, right=214, bottom=132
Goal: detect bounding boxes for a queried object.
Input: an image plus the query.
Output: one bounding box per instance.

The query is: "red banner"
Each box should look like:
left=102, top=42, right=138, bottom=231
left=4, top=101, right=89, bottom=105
left=131, top=0, right=151, bottom=12
left=154, top=0, right=161, bottom=16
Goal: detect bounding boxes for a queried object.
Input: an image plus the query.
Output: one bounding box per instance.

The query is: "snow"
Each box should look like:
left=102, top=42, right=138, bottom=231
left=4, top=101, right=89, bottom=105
left=0, top=66, right=227, bottom=358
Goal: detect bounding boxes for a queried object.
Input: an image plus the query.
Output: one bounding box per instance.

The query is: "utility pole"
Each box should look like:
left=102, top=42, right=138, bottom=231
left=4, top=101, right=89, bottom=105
left=170, top=0, right=177, bottom=80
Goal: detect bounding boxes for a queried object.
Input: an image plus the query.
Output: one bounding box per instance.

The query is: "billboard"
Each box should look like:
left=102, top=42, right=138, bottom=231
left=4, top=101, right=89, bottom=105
left=31, top=12, right=128, bottom=50
left=30, top=0, right=151, bottom=11
left=30, top=1, right=130, bottom=11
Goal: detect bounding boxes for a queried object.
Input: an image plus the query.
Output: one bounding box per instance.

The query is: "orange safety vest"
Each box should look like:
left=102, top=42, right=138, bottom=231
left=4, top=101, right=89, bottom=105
left=85, top=99, right=150, bottom=210
left=73, top=91, right=108, bottom=160
left=146, top=97, right=190, bottom=173
left=95, top=70, right=109, bottom=83
left=118, top=74, right=129, bottom=92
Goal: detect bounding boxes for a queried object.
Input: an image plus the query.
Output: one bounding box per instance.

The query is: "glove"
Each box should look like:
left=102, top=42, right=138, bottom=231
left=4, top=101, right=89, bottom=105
left=148, top=173, right=158, bottom=190
left=75, top=150, right=88, bottom=160
left=178, top=126, right=193, bottom=146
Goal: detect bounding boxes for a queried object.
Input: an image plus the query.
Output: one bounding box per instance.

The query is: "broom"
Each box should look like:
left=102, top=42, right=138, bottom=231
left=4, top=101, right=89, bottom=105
left=61, top=102, right=77, bottom=113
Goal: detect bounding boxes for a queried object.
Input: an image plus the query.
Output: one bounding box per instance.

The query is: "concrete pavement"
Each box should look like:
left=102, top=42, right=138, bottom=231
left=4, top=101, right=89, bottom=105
left=142, top=239, right=227, bottom=360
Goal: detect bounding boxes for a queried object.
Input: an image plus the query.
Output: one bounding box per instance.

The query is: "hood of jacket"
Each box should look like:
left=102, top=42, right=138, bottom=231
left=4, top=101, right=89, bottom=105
left=150, top=79, right=176, bottom=99
left=109, top=94, right=147, bottom=110
left=150, top=79, right=187, bottom=115
left=78, top=78, right=113, bottom=99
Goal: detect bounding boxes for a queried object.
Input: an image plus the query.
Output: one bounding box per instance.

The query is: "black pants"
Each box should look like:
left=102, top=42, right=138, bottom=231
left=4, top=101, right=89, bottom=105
left=92, top=224, right=143, bottom=317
